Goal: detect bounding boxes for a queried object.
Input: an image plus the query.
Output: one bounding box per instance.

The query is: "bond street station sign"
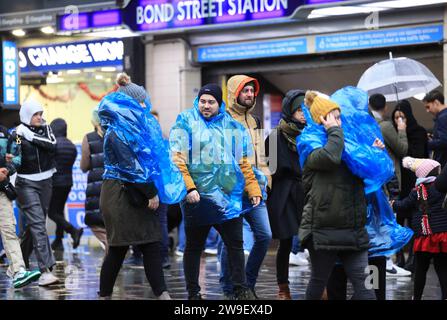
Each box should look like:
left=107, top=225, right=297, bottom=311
left=122, top=0, right=350, bottom=32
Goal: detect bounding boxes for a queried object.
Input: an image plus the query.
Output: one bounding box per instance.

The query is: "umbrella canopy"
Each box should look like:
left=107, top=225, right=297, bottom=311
left=357, top=54, right=441, bottom=102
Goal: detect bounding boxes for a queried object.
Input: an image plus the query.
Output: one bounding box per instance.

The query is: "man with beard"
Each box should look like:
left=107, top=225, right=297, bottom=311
left=218, top=75, right=272, bottom=299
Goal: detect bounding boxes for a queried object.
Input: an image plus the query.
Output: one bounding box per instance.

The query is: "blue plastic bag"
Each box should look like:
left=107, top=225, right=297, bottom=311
left=366, top=189, right=414, bottom=257
left=170, top=98, right=261, bottom=226
left=98, top=92, right=186, bottom=204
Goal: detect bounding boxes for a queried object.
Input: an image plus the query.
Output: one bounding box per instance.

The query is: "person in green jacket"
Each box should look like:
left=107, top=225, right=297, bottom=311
left=298, top=91, right=376, bottom=300
left=369, top=93, right=408, bottom=192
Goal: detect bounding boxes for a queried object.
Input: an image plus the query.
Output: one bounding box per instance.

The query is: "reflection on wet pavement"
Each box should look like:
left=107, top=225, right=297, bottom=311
left=0, top=242, right=442, bottom=300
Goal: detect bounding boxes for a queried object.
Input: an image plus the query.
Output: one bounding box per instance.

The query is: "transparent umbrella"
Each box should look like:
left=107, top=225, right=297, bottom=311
left=357, top=53, right=441, bottom=102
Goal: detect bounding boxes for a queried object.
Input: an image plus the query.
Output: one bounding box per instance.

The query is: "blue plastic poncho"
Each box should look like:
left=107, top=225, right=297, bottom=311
left=366, top=188, right=413, bottom=257
left=98, top=92, right=186, bottom=204
left=297, top=86, right=395, bottom=194
left=297, top=86, right=412, bottom=256
left=170, top=98, right=258, bottom=226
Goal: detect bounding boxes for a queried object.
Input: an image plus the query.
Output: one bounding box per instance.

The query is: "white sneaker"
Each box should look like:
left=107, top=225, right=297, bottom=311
left=38, top=272, right=59, bottom=286
left=175, top=250, right=184, bottom=257
left=289, top=252, right=309, bottom=266
left=303, top=249, right=310, bottom=259
left=244, top=250, right=250, bottom=256
left=157, top=291, right=172, bottom=300
left=204, top=248, right=218, bottom=255
left=386, top=260, right=411, bottom=277
left=98, top=241, right=106, bottom=251
left=297, top=251, right=309, bottom=261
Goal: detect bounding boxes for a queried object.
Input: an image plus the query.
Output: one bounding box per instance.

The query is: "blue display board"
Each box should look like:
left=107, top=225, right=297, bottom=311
left=2, top=41, right=19, bottom=105
left=198, top=37, right=307, bottom=62
left=316, top=24, right=443, bottom=53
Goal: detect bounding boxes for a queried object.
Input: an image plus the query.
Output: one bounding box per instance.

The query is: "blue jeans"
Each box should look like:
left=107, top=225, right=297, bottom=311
left=292, top=235, right=301, bottom=254
left=242, top=219, right=254, bottom=251
left=218, top=203, right=272, bottom=293
left=177, top=219, right=219, bottom=252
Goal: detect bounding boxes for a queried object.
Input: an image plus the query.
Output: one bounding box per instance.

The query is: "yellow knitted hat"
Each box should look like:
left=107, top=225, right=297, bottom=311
left=305, top=91, right=341, bottom=124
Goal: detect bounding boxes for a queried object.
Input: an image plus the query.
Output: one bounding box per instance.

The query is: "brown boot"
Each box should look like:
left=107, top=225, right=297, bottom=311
left=278, top=283, right=292, bottom=300
left=321, top=288, right=328, bottom=300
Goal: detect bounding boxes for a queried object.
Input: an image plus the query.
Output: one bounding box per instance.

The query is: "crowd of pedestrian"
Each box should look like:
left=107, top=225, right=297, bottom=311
left=1, top=71, right=446, bottom=300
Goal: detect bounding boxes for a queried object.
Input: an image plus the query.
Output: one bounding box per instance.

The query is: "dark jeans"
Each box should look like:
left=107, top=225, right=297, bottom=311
left=99, top=241, right=167, bottom=297
left=184, top=217, right=246, bottom=297
left=306, top=241, right=376, bottom=300
left=277, top=237, right=293, bottom=284
left=414, top=252, right=447, bottom=300
left=327, top=256, right=386, bottom=300
left=157, top=203, right=169, bottom=263
left=48, top=186, right=75, bottom=239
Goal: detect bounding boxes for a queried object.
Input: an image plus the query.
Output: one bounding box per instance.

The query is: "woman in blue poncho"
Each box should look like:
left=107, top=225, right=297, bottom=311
left=298, top=91, right=377, bottom=300
left=97, top=73, right=173, bottom=300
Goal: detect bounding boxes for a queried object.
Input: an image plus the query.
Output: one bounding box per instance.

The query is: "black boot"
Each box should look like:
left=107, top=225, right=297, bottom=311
left=404, top=251, right=414, bottom=272
left=51, top=238, right=64, bottom=251
left=396, top=250, right=406, bottom=268
left=234, top=287, right=256, bottom=300
left=188, top=293, right=203, bottom=300
left=71, top=228, right=84, bottom=249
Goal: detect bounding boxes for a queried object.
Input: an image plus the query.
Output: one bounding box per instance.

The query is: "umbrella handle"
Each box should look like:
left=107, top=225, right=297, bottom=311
left=390, top=51, right=399, bottom=102
left=393, top=83, right=399, bottom=103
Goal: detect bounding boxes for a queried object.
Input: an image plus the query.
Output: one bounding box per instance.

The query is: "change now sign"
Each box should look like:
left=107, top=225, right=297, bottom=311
left=19, top=39, right=124, bottom=73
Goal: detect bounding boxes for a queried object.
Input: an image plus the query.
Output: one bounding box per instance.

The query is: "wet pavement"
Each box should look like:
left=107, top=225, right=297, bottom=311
left=0, top=239, right=443, bottom=300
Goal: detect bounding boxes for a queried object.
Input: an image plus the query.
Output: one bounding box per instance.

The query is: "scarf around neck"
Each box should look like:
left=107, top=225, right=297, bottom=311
left=278, top=118, right=303, bottom=152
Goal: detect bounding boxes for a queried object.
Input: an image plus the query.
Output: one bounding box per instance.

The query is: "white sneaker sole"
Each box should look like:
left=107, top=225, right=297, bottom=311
left=39, top=278, right=59, bottom=287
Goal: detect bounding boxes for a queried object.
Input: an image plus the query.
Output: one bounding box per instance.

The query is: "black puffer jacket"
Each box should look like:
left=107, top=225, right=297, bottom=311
left=84, top=131, right=105, bottom=227
left=50, top=118, right=77, bottom=187
left=16, top=124, right=57, bottom=175
left=393, top=181, right=447, bottom=237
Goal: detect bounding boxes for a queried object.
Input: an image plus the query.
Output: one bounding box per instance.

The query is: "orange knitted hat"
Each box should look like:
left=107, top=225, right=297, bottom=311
left=305, top=91, right=340, bottom=124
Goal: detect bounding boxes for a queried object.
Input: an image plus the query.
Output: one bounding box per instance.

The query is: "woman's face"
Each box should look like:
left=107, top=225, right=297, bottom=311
left=30, top=112, right=43, bottom=127
left=292, top=108, right=306, bottom=124
left=394, top=110, right=407, bottom=126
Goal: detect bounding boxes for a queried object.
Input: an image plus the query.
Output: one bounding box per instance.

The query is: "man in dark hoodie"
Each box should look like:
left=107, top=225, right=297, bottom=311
left=49, top=118, right=82, bottom=251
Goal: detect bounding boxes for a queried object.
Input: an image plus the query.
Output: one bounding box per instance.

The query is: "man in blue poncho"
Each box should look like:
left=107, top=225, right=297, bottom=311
left=170, top=84, right=262, bottom=300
